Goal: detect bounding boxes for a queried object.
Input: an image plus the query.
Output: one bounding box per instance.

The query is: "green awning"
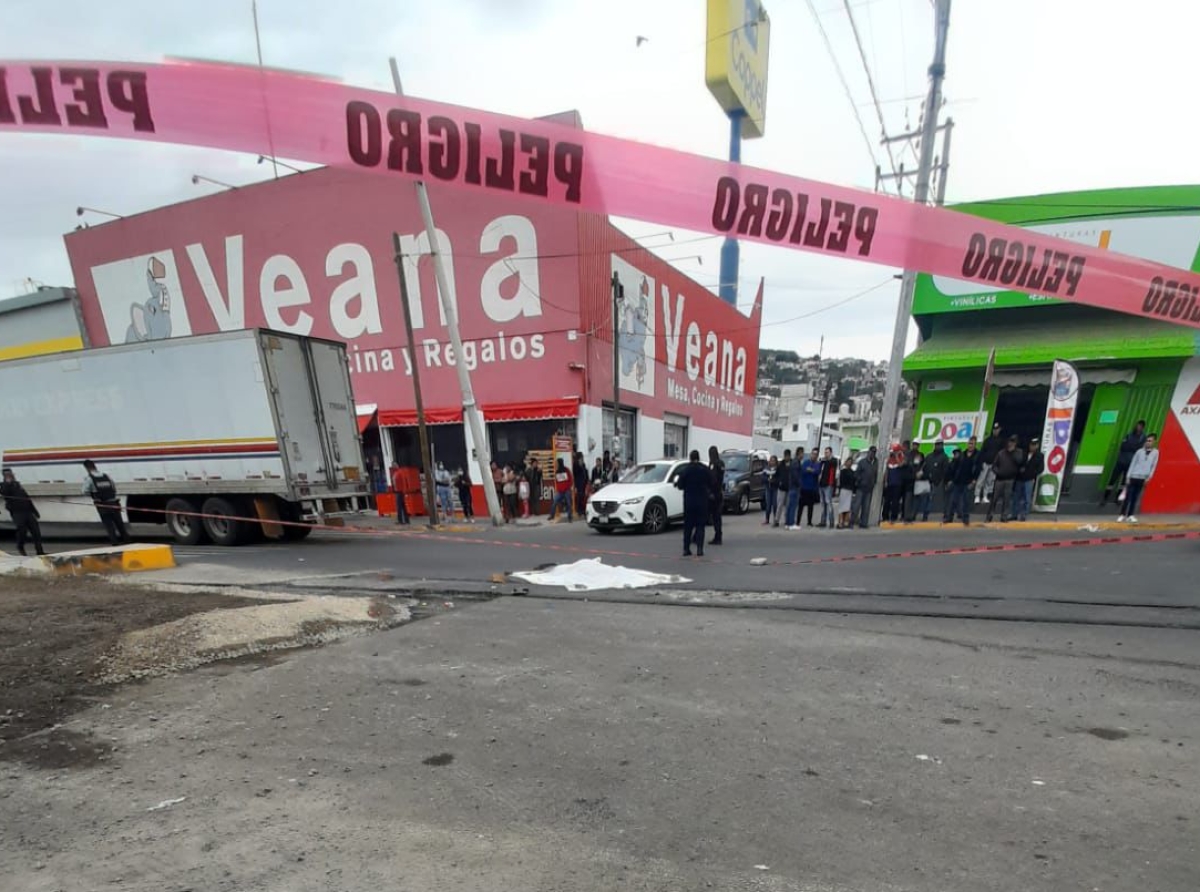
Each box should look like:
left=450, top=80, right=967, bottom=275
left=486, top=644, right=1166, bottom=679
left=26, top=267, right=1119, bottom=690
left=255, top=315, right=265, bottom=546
left=904, top=312, right=1199, bottom=372
left=846, top=437, right=868, bottom=451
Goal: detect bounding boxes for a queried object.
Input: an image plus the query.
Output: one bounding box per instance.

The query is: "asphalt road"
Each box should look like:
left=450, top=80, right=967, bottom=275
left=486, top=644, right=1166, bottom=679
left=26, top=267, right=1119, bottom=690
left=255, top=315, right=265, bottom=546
left=32, top=511, right=1200, bottom=627
left=5, top=595, right=1198, bottom=892
left=7, top=514, right=1200, bottom=891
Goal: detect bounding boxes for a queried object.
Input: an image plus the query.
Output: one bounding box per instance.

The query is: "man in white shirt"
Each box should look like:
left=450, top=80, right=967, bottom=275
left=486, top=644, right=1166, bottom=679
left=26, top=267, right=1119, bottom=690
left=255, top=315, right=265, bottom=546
left=1118, top=433, right=1159, bottom=523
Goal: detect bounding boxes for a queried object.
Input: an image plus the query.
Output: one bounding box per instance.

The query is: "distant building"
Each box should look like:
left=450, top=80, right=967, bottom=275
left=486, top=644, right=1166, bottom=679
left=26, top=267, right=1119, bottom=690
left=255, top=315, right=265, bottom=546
left=0, top=286, right=89, bottom=361
left=905, top=185, right=1200, bottom=513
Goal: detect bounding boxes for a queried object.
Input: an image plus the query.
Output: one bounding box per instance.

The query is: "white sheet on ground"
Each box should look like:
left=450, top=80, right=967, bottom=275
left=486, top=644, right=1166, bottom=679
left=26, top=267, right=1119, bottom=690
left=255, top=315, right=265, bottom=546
left=510, top=557, right=690, bottom=592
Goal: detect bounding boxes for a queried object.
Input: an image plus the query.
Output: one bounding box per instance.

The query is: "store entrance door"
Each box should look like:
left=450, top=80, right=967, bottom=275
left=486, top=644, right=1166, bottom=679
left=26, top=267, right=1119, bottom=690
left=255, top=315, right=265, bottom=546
left=994, top=387, right=1048, bottom=446
left=994, top=384, right=1095, bottom=511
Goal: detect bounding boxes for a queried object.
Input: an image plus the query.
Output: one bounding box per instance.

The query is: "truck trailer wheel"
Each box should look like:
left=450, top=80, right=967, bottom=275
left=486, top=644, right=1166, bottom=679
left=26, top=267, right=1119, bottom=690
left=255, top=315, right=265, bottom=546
left=165, top=498, right=207, bottom=546
left=201, top=497, right=244, bottom=547
left=282, top=523, right=314, bottom=541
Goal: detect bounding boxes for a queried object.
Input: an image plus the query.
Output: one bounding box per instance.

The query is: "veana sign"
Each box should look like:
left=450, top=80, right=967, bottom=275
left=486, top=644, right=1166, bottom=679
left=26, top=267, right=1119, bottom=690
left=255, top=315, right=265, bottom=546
left=1033, top=359, right=1080, bottom=512
left=917, top=412, right=983, bottom=444
left=705, top=0, right=771, bottom=138
left=6, top=59, right=1200, bottom=330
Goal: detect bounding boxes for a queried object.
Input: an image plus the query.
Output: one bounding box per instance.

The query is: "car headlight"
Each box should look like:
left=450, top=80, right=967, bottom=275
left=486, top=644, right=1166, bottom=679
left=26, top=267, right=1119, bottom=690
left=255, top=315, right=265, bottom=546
left=726, top=480, right=737, bottom=492
left=621, top=496, right=645, bottom=506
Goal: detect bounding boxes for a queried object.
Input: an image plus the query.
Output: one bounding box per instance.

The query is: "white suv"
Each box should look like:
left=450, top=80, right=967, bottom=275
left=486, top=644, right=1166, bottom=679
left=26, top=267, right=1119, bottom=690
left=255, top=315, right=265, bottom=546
left=586, top=459, right=687, bottom=534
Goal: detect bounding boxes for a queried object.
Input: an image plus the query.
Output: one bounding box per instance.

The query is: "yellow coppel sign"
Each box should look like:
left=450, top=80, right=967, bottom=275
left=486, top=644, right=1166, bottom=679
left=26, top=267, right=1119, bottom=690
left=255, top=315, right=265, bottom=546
left=705, top=0, right=770, bottom=139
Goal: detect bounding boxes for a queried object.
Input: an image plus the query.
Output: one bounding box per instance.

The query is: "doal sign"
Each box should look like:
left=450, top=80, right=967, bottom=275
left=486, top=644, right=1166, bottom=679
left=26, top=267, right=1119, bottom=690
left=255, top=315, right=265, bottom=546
left=3, top=59, right=1200, bottom=329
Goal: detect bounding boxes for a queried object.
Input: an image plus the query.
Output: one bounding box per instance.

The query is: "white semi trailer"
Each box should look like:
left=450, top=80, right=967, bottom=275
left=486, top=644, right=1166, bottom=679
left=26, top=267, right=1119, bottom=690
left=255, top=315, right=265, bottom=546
left=0, top=329, right=369, bottom=545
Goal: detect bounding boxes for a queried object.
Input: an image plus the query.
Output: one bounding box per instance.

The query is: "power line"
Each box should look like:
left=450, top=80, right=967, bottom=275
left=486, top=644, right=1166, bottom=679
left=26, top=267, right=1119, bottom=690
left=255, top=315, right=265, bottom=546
left=805, top=0, right=883, bottom=175
left=842, top=0, right=901, bottom=185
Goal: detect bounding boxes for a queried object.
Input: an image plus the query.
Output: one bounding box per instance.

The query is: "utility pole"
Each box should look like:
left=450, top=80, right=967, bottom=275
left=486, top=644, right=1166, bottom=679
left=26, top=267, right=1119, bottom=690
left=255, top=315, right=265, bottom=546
left=814, top=335, right=827, bottom=451
left=392, top=233, right=440, bottom=527
left=875, top=116, right=954, bottom=206
left=389, top=57, right=503, bottom=526
left=611, top=271, right=625, bottom=459
left=871, top=0, right=951, bottom=525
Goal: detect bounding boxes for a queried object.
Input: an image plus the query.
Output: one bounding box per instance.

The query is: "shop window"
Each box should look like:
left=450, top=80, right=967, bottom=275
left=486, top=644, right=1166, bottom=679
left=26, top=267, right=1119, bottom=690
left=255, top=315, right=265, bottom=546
left=489, top=419, right=576, bottom=469
left=602, top=407, right=636, bottom=463
left=663, top=421, right=688, bottom=459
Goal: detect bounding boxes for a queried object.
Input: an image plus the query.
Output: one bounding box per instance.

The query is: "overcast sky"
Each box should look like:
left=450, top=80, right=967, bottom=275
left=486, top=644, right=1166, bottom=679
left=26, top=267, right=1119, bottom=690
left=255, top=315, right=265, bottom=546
left=3, top=0, right=1198, bottom=360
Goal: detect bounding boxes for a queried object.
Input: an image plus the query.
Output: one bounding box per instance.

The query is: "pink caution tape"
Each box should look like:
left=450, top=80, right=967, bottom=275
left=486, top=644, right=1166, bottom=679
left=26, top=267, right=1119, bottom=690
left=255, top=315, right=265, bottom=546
left=3, top=58, right=1200, bottom=328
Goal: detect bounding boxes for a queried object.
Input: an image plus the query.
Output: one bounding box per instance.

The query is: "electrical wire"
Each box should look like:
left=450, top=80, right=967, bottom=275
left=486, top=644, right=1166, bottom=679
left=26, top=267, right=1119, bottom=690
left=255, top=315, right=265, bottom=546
left=804, top=0, right=884, bottom=178
left=843, top=0, right=901, bottom=185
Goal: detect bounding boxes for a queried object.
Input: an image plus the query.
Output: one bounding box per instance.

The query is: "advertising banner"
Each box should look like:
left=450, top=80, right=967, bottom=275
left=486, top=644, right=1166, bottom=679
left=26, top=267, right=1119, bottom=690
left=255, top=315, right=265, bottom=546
left=915, top=412, right=984, bottom=445
left=1142, top=356, right=1200, bottom=514
left=1033, top=359, right=1080, bottom=513
left=4, top=59, right=1200, bottom=329
left=706, top=0, right=770, bottom=138
left=914, top=201, right=1200, bottom=315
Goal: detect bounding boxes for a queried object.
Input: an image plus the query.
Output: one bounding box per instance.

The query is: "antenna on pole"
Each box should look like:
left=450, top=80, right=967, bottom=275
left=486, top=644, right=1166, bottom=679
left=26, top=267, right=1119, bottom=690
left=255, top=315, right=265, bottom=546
left=251, top=0, right=279, bottom=180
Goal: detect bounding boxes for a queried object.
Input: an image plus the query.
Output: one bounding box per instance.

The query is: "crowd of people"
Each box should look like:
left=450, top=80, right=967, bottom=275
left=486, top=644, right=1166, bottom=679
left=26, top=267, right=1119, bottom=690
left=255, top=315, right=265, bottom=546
left=756, top=418, right=1161, bottom=529
left=390, top=450, right=628, bottom=525
left=380, top=419, right=1163, bottom=532
left=758, top=427, right=1044, bottom=529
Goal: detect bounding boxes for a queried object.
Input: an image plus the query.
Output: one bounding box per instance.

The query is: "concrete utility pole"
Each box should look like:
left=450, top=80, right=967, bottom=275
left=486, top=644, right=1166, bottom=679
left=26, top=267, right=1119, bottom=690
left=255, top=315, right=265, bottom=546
left=392, top=233, right=440, bottom=527
left=870, top=0, right=951, bottom=524
left=389, top=58, right=503, bottom=526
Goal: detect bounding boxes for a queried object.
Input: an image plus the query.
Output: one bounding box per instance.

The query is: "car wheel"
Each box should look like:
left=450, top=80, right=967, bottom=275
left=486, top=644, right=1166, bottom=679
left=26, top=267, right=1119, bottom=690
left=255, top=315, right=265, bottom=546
left=737, top=490, right=750, bottom=515
left=642, top=500, right=668, bottom=534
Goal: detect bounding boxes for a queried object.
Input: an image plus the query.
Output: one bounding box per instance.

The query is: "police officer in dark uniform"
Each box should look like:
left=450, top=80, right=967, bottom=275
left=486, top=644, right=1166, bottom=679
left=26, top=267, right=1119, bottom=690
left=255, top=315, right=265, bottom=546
left=1, top=467, right=46, bottom=556
left=675, top=449, right=711, bottom=557
left=707, top=445, right=725, bottom=546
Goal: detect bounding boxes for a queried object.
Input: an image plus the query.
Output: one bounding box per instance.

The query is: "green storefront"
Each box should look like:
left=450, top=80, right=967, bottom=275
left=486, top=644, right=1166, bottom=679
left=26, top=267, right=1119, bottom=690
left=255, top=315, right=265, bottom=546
left=904, top=186, right=1200, bottom=512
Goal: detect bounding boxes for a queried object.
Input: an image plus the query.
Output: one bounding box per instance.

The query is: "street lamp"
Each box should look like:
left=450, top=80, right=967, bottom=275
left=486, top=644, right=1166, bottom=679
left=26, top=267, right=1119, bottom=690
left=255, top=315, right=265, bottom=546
left=257, top=155, right=303, bottom=174
left=75, top=206, right=123, bottom=219
left=191, top=174, right=237, bottom=190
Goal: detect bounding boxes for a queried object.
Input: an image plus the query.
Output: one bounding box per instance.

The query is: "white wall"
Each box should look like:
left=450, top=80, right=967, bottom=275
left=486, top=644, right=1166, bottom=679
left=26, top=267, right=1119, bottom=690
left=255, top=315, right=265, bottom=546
left=691, top=422, right=750, bottom=457
left=577, top=403, right=604, bottom=459
left=637, top=414, right=665, bottom=462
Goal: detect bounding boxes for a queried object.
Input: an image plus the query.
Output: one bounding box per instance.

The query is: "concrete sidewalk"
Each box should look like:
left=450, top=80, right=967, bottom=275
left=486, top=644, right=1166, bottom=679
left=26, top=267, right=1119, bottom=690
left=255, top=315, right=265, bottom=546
left=351, top=510, right=1199, bottom=533
left=881, top=513, right=1200, bottom=532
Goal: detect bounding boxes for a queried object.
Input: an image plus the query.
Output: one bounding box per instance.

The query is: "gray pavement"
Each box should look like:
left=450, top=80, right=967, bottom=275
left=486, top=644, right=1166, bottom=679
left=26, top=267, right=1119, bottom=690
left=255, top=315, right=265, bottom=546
left=4, top=596, right=1198, bottom=891
left=38, top=511, right=1198, bottom=627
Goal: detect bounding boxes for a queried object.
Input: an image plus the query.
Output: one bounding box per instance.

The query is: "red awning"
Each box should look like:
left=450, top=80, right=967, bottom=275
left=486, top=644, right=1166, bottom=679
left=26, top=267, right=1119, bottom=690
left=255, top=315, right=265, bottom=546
left=378, top=407, right=463, bottom=427
left=356, top=410, right=378, bottom=434
left=378, top=399, right=578, bottom=427
left=480, top=398, right=580, bottom=422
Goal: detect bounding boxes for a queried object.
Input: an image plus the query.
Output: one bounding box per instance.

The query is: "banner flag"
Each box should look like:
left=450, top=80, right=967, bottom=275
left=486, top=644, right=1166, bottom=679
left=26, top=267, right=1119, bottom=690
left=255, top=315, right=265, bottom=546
left=1033, top=359, right=1080, bottom=512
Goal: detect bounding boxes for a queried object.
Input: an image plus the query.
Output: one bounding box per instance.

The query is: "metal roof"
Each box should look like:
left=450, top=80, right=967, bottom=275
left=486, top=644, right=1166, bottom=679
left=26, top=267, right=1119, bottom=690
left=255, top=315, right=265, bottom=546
left=0, top=286, right=76, bottom=314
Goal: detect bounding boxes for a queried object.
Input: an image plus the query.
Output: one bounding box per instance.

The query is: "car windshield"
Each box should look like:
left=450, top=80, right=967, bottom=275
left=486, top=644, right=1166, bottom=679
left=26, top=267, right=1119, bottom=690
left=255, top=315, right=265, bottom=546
left=620, top=463, right=672, bottom=484
left=723, top=454, right=749, bottom=474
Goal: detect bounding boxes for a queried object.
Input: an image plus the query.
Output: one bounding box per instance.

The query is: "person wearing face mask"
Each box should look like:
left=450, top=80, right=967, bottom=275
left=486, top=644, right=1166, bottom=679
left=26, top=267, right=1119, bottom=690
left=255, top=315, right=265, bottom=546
left=761, top=455, right=779, bottom=525
left=1118, top=433, right=1159, bottom=524
left=435, top=461, right=454, bottom=522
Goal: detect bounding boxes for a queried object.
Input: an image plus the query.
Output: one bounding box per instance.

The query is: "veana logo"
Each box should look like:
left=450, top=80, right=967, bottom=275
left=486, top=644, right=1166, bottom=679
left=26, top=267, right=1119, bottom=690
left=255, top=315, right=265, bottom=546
left=612, top=254, right=656, bottom=398
left=90, top=250, right=193, bottom=345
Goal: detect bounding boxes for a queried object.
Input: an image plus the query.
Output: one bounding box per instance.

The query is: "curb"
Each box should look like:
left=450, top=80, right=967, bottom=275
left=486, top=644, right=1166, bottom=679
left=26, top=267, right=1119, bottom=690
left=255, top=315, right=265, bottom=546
left=40, top=543, right=177, bottom=576
left=880, top=521, right=1200, bottom=532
